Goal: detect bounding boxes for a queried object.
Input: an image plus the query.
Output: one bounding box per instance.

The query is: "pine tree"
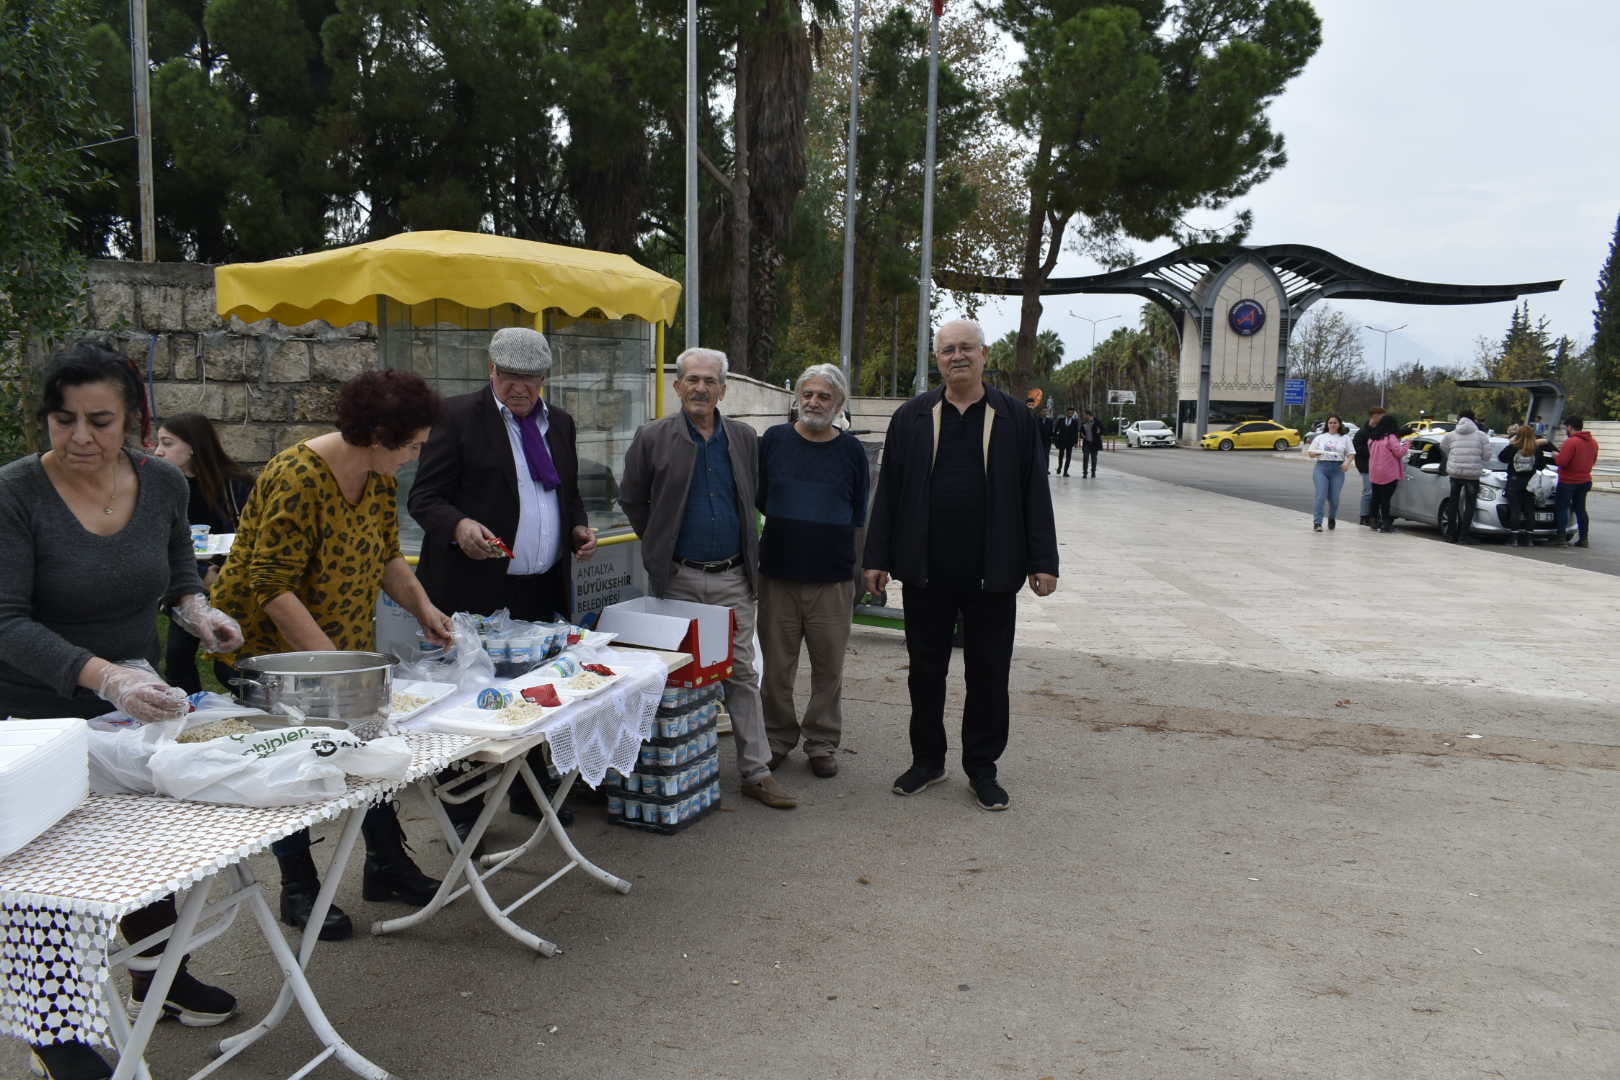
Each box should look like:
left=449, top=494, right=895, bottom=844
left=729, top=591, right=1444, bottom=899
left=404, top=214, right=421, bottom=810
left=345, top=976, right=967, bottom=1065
left=1593, top=212, right=1620, bottom=418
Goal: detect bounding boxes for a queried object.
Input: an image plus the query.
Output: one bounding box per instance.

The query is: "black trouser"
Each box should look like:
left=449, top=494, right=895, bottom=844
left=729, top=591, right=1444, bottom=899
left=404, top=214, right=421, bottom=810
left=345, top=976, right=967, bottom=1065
left=1448, top=478, right=1480, bottom=540
left=900, top=581, right=1016, bottom=781
left=1507, top=475, right=1535, bottom=534
left=1056, top=445, right=1075, bottom=474
left=1371, top=480, right=1397, bottom=526
left=1081, top=444, right=1100, bottom=475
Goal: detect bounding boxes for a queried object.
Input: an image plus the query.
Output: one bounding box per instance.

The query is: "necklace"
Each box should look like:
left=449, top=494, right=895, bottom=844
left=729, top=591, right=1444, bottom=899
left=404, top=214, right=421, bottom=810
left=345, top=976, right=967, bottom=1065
left=102, top=463, right=119, bottom=514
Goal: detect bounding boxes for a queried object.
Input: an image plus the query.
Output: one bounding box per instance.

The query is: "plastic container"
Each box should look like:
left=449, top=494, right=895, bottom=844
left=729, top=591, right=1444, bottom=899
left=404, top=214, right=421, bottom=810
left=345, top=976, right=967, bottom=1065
left=0, top=717, right=90, bottom=858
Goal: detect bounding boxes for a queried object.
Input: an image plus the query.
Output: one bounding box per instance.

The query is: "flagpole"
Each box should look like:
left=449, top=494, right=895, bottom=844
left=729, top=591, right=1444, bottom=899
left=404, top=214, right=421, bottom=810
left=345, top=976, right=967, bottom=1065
left=837, top=0, right=862, bottom=387
left=684, top=0, right=699, bottom=349
left=913, top=0, right=941, bottom=394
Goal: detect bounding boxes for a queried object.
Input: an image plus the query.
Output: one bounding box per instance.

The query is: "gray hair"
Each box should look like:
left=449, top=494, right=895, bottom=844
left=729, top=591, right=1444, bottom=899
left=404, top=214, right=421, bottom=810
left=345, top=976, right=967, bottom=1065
left=932, top=318, right=985, bottom=352
left=674, top=347, right=728, bottom=382
left=794, top=363, right=848, bottom=409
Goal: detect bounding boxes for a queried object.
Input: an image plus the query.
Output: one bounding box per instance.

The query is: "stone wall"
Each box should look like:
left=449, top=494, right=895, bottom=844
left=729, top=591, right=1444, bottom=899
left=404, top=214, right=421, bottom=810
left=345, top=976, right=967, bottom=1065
left=83, top=259, right=381, bottom=467
left=83, top=259, right=916, bottom=468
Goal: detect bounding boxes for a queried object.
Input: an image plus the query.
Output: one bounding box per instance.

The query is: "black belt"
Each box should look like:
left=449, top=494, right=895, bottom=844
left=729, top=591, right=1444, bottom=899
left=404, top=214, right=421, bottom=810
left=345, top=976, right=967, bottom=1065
left=674, top=554, right=743, bottom=573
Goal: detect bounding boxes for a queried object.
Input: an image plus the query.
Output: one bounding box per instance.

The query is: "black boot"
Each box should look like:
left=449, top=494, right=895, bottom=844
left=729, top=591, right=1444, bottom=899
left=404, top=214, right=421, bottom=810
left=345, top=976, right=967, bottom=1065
left=361, top=808, right=442, bottom=906
left=30, top=1042, right=111, bottom=1080
left=1358, top=515, right=1370, bottom=526
left=127, top=957, right=238, bottom=1027
left=276, top=850, right=354, bottom=941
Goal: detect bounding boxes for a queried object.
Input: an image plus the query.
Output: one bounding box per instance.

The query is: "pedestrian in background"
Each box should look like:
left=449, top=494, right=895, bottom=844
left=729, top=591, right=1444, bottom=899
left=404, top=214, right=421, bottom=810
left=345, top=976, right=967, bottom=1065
left=757, top=363, right=868, bottom=779
left=152, top=413, right=255, bottom=692
left=1498, top=424, right=1553, bottom=547
left=1440, top=409, right=1491, bottom=543
left=1352, top=406, right=1386, bottom=525
left=1365, top=413, right=1406, bottom=533
left=1078, top=410, right=1104, bottom=478
left=1551, top=414, right=1598, bottom=547
left=1053, top=406, right=1081, bottom=477
left=1305, top=413, right=1353, bottom=531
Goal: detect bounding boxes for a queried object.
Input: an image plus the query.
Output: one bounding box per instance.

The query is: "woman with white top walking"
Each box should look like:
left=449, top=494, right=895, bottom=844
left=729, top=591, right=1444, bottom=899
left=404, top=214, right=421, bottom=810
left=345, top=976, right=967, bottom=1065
left=1306, top=414, right=1354, bottom=531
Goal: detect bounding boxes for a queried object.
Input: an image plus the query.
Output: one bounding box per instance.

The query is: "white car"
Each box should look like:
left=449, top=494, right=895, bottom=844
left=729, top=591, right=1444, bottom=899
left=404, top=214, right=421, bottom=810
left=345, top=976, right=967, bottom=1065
left=1125, top=420, right=1176, bottom=447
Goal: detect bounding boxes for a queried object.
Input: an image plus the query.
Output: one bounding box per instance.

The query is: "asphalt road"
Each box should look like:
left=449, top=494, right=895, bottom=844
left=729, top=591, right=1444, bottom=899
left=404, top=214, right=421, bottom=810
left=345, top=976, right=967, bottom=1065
left=1093, top=443, right=1620, bottom=577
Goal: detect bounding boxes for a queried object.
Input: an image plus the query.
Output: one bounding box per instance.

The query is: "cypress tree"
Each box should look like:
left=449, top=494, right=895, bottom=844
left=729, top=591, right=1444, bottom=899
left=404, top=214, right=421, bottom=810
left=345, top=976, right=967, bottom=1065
left=1594, top=212, right=1620, bottom=418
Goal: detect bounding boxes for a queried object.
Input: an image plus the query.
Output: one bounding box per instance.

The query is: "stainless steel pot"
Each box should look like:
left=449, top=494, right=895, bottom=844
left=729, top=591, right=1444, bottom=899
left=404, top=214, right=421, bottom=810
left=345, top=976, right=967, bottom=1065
left=231, top=651, right=398, bottom=740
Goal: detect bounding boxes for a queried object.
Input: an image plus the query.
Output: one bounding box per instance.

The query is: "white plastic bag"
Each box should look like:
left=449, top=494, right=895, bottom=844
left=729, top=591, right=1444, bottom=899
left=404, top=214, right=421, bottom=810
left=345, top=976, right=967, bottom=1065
left=394, top=611, right=496, bottom=690
left=88, top=693, right=262, bottom=795
left=147, top=728, right=413, bottom=807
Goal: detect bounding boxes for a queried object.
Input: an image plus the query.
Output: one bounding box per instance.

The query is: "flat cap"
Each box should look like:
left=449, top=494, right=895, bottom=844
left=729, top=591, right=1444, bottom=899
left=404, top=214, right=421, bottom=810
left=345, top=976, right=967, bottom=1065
left=489, top=327, right=553, bottom=374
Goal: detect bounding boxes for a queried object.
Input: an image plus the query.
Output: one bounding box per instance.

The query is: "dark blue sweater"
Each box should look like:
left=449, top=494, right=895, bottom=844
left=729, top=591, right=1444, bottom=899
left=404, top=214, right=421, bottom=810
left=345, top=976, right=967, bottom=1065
left=757, top=425, right=869, bottom=583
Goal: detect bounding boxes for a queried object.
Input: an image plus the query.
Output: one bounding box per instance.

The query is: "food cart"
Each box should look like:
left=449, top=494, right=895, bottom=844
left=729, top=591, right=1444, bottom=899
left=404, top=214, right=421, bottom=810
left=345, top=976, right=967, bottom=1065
left=213, top=229, right=681, bottom=624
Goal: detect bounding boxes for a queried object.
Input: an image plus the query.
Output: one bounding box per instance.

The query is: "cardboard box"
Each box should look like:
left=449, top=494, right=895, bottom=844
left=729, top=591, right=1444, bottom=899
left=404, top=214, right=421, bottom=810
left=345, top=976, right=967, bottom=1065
left=596, top=597, right=735, bottom=688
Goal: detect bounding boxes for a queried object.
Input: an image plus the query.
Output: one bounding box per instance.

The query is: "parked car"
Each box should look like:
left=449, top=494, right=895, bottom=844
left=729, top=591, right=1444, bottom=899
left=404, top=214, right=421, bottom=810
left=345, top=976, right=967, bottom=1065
left=1389, top=433, right=1572, bottom=541
left=1198, top=420, right=1301, bottom=451
left=1125, top=420, right=1176, bottom=447
left=1399, top=418, right=1456, bottom=440
left=1303, top=420, right=1358, bottom=445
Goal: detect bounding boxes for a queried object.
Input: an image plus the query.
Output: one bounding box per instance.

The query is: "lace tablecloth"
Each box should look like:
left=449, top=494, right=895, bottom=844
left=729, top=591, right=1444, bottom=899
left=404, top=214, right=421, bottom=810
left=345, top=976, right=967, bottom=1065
left=0, top=731, right=477, bottom=1048
left=405, top=645, right=665, bottom=787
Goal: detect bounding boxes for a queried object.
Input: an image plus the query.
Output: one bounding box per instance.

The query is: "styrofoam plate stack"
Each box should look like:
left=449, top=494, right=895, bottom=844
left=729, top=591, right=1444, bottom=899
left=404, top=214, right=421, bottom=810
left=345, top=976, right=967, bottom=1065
left=0, top=717, right=90, bottom=860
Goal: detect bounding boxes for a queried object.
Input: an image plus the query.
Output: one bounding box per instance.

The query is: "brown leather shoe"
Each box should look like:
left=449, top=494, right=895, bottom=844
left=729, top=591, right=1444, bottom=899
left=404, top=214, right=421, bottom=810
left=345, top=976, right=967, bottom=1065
left=809, top=755, right=838, bottom=778
left=740, top=774, right=798, bottom=809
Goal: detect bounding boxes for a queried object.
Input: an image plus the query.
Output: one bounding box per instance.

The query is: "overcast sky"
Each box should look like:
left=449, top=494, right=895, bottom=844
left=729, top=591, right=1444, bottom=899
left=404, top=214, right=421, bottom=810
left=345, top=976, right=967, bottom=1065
left=946, top=0, right=1620, bottom=381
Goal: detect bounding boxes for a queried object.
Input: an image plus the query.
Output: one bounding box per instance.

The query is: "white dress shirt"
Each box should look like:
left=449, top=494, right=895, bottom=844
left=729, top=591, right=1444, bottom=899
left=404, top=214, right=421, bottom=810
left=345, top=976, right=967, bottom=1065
left=494, top=390, right=564, bottom=575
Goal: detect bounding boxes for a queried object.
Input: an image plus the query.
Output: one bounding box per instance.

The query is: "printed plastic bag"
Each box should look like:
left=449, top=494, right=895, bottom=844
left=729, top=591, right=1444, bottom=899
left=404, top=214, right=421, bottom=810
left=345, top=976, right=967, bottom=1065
left=147, top=726, right=413, bottom=807
left=88, top=692, right=265, bottom=795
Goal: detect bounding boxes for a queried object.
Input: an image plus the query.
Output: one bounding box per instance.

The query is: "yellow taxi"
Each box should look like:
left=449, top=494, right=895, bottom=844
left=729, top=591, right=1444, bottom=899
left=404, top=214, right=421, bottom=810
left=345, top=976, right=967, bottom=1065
left=1399, top=418, right=1457, bottom=440
left=1198, top=420, right=1301, bottom=451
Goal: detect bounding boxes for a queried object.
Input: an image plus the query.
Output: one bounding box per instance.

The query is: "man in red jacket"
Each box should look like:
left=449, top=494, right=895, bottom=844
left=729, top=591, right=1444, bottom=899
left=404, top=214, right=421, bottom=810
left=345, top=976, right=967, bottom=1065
left=1551, top=414, right=1599, bottom=547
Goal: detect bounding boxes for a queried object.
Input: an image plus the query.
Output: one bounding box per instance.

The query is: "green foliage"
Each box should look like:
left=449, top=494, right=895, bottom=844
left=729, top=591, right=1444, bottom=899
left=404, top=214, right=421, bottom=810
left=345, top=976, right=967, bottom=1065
left=1, top=0, right=114, bottom=459
left=1049, top=302, right=1179, bottom=418
left=1593, top=212, right=1620, bottom=419
left=990, top=0, right=1322, bottom=393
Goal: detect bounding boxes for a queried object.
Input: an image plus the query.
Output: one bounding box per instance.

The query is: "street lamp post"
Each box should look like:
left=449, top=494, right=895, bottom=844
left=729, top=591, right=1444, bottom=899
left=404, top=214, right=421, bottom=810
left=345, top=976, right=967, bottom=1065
left=1072, top=312, right=1121, bottom=412
left=1364, top=322, right=1406, bottom=409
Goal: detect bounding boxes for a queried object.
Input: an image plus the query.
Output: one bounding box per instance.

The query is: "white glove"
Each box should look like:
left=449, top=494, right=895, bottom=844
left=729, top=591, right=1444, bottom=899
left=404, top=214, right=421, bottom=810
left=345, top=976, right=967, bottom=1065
left=98, top=662, right=188, bottom=724
left=170, top=593, right=244, bottom=652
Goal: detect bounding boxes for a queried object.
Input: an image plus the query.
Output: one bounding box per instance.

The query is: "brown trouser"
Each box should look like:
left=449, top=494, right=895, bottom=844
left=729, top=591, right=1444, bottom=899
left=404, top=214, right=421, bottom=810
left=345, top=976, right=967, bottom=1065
left=758, top=575, right=855, bottom=760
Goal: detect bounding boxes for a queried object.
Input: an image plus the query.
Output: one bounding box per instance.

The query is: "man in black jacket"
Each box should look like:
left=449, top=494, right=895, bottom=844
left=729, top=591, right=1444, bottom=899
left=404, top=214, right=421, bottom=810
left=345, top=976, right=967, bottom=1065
left=1351, top=406, right=1385, bottom=526
left=1078, top=410, right=1104, bottom=477
left=1053, top=407, right=1081, bottom=476
left=862, top=318, right=1059, bottom=812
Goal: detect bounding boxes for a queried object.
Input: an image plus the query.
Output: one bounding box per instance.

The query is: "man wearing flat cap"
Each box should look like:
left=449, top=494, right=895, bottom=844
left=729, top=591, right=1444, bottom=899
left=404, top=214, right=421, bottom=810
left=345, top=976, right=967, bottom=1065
left=410, top=327, right=597, bottom=822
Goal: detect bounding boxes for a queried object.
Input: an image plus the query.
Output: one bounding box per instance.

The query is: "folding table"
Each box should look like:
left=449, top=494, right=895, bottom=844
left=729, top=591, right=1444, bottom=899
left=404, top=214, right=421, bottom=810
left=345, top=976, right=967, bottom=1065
left=377, top=646, right=684, bottom=955
left=0, top=731, right=474, bottom=1080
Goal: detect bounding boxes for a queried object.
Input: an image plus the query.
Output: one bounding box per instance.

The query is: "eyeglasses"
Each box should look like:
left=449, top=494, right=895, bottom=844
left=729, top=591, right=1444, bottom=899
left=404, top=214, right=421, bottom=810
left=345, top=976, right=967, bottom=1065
left=936, top=343, right=983, bottom=358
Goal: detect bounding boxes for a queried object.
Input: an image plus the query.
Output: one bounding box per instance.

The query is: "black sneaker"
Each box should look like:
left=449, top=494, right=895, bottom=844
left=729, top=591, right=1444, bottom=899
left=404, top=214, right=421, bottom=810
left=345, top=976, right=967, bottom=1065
left=970, top=776, right=1010, bottom=811
left=29, top=1042, right=111, bottom=1080
left=128, top=964, right=238, bottom=1027
left=891, top=764, right=946, bottom=796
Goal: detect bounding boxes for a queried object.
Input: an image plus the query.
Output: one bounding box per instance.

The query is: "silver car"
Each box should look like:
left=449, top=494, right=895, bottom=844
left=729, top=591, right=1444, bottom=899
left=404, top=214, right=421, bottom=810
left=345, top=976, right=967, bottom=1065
left=1390, top=433, right=1571, bottom=541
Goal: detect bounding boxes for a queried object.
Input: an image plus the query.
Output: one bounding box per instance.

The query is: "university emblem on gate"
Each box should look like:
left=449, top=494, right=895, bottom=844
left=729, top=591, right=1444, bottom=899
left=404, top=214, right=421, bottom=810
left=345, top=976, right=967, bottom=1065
left=1228, top=299, right=1266, bottom=336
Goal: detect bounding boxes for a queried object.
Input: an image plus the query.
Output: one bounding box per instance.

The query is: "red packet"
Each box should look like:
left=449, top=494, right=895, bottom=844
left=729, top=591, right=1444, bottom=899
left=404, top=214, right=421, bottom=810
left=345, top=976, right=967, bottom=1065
left=489, top=536, right=515, bottom=559
left=582, top=664, right=615, bottom=677
left=520, top=684, right=562, bottom=708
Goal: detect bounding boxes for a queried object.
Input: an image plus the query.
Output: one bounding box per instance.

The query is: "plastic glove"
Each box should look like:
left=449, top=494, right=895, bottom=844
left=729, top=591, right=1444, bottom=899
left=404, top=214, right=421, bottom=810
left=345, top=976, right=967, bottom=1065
left=170, top=593, right=245, bottom=652
left=98, top=662, right=188, bottom=724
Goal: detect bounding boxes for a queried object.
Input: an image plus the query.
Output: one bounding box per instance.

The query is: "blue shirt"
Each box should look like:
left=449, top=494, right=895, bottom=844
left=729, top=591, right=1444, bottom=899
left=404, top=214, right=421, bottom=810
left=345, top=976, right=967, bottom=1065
left=675, top=413, right=743, bottom=562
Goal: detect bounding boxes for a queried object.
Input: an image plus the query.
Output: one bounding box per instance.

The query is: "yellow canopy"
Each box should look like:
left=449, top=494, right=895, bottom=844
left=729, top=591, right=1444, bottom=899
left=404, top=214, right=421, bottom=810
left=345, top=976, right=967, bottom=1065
left=214, top=230, right=680, bottom=327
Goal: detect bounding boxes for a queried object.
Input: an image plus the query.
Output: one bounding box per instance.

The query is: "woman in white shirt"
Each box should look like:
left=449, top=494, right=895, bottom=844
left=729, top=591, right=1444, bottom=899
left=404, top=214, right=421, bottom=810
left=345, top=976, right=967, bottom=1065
left=1306, top=414, right=1355, bottom=531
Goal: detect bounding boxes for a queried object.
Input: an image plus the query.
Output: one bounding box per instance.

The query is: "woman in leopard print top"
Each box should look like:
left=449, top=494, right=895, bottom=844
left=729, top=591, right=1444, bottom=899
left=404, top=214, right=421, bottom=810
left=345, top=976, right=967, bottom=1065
left=212, top=370, right=451, bottom=942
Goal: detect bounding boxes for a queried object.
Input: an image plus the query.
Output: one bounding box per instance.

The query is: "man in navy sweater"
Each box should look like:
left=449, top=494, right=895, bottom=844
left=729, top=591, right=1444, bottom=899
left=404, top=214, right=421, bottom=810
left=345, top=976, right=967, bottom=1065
left=757, top=363, right=870, bottom=779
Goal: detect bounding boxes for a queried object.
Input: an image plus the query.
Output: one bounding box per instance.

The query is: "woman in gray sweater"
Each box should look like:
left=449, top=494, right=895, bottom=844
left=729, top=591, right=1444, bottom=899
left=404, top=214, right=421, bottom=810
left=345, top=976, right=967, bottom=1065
left=0, top=344, right=244, bottom=1080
